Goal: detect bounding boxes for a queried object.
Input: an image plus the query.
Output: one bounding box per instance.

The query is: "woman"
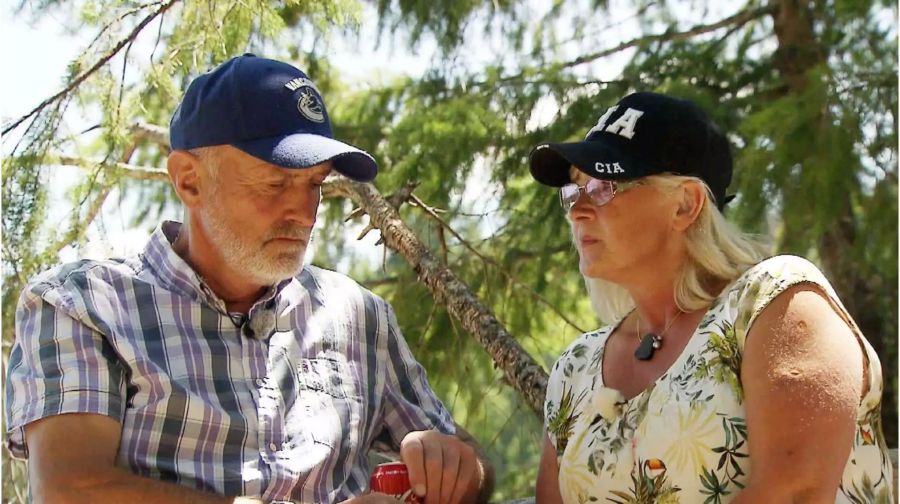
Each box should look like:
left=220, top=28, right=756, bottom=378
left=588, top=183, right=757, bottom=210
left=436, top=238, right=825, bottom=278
left=529, top=92, right=893, bottom=503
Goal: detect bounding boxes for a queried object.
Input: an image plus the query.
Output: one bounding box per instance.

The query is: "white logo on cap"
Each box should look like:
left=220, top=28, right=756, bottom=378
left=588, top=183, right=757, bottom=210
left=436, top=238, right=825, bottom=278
left=586, top=106, right=644, bottom=140
left=285, top=77, right=321, bottom=94
left=594, top=162, right=625, bottom=174
left=296, top=87, right=325, bottom=123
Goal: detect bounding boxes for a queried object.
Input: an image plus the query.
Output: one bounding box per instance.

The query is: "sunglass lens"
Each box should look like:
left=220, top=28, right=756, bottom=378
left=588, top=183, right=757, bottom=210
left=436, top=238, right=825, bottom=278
left=559, top=184, right=580, bottom=210
left=585, top=179, right=614, bottom=206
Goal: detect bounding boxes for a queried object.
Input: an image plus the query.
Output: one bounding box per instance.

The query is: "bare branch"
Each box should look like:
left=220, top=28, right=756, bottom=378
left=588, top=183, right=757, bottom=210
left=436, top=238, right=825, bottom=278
left=327, top=177, right=549, bottom=416
left=347, top=180, right=418, bottom=241
left=2, top=0, right=181, bottom=136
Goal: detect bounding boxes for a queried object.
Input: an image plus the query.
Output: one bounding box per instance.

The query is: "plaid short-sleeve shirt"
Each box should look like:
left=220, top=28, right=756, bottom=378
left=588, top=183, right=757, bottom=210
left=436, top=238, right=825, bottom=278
left=6, top=221, right=455, bottom=503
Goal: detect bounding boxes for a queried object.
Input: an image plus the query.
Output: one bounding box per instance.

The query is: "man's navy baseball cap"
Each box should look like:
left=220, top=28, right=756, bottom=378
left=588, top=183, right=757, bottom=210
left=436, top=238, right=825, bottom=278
left=529, top=92, right=734, bottom=209
left=169, top=54, right=377, bottom=181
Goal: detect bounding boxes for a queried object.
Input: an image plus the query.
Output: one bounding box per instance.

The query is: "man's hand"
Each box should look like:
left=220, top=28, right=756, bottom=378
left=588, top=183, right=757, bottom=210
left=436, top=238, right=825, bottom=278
left=400, top=430, right=482, bottom=504
left=340, top=492, right=402, bottom=503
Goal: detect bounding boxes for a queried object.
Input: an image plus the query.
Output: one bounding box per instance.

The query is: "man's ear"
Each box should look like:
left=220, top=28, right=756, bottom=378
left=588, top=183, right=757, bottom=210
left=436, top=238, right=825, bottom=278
left=672, top=180, right=705, bottom=231
left=167, top=150, right=203, bottom=208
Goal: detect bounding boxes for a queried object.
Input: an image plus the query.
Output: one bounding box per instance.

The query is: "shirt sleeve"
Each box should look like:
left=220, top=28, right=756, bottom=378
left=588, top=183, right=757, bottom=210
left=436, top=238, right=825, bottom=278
left=732, top=255, right=848, bottom=350
left=376, top=303, right=456, bottom=451
left=5, top=279, right=127, bottom=459
left=543, top=355, right=566, bottom=454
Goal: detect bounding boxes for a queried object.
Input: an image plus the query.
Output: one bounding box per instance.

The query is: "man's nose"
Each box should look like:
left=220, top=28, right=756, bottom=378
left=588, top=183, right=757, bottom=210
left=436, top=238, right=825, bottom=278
left=282, top=183, right=320, bottom=226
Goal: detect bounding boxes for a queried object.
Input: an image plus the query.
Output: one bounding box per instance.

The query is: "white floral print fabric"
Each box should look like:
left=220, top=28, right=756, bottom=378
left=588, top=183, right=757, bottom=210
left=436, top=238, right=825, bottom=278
left=544, top=255, right=893, bottom=503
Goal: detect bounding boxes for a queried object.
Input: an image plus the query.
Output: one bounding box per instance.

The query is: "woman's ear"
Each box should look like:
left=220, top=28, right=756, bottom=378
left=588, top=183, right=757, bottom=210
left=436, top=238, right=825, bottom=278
left=672, top=180, right=705, bottom=231
left=167, top=150, right=203, bottom=209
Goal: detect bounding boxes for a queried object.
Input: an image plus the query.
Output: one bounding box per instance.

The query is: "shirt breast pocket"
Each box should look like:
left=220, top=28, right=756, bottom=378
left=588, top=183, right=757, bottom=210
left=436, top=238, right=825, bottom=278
left=285, top=357, right=363, bottom=450
left=297, top=358, right=357, bottom=400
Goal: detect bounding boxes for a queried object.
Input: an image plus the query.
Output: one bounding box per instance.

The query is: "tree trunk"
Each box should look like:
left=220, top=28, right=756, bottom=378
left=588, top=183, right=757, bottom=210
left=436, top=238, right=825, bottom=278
left=770, top=0, right=897, bottom=445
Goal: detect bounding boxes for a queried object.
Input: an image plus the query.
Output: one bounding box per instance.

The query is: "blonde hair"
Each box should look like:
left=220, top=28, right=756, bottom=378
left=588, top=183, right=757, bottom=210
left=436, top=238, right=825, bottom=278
left=582, top=174, right=770, bottom=323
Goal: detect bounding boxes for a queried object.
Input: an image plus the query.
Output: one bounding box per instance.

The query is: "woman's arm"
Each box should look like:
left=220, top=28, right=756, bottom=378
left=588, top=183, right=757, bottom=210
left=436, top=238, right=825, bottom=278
left=735, top=284, right=864, bottom=502
left=535, top=433, right=564, bottom=504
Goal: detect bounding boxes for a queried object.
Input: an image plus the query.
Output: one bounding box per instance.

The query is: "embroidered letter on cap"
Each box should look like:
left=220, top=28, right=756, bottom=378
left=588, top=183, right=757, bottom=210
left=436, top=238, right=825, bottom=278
left=284, top=77, right=321, bottom=94
left=585, top=106, right=619, bottom=138
left=604, top=108, right=644, bottom=139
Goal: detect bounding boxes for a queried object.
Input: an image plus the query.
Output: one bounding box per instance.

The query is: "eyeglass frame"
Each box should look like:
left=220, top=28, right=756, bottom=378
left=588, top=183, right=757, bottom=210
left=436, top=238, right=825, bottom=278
left=558, top=178, right=643, bottom=212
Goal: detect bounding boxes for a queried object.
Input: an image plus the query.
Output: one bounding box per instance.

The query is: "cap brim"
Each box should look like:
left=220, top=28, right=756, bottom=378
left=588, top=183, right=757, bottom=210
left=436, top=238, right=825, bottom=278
left=528, top=140, right=647, bottom=187
left=233, top=133, right=377, bottom=182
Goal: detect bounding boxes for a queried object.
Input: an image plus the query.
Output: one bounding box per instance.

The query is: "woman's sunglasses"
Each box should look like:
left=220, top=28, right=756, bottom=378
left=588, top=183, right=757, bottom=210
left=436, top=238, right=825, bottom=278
left=559, top=179, right=639, bottom=211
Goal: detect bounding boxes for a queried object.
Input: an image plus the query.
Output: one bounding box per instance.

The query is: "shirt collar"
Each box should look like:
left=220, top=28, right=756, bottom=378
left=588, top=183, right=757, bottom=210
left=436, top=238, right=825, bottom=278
left=141, top=221, right=293, bottom=318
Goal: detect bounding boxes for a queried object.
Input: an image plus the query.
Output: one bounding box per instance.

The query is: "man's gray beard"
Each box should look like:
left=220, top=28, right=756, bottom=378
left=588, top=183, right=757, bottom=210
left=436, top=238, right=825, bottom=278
left=199, top=197, right=306, bottom=286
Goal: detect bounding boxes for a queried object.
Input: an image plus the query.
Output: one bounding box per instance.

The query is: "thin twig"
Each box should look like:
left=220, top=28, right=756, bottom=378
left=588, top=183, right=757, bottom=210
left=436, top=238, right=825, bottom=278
left=3, top=0, right=181, bottom=136
left=468, top=4, right=776, bottom=90
left=361, top=276, right=400, bottom=288
left=486, top=400, right=524, bottom=450
left=82, top=2, right=165, bottom=55
left=558, top=5, right=775, bottom=70
left=131, top=122, right=169, bottom=145
left=55, top=156, right=169, bottom=182
left=408, top=194, right=586, bottom=333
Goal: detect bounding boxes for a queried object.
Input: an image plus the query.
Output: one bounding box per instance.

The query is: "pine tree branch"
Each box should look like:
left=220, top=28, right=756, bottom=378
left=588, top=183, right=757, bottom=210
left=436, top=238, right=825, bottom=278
left=2, top=0, right=181, bottom=136
left=82, top=2, right=166, bottom=58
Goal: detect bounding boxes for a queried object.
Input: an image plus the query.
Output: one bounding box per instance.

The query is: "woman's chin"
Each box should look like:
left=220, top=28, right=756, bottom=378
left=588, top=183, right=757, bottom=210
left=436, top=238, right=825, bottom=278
left=579, top=261, right=607, bottom=279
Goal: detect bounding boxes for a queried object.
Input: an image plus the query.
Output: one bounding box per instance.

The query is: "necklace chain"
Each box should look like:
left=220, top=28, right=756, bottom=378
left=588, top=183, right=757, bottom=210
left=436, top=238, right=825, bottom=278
left=636, top=310, right=683, bottom=339
left=633, top=310, right=684, bottom=361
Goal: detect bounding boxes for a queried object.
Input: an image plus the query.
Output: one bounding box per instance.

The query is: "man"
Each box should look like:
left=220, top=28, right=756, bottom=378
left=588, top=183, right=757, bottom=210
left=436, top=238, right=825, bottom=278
left=6, top=54, right=492, bottom=504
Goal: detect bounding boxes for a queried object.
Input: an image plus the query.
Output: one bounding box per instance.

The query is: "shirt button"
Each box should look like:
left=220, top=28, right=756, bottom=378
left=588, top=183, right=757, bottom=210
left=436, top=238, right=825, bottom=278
left=268, top=443, right=278, bottom=452
left=255, top=378, right=265, bottom=388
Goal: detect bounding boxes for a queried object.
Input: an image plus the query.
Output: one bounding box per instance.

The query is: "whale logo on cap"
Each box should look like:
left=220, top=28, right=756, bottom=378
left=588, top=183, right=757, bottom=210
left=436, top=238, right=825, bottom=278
left=297, top=87, right=325, bottom=123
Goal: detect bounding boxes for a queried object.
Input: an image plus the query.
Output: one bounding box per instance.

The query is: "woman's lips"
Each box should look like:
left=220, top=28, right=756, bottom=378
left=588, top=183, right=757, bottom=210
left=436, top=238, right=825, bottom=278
left=579, top=237, right=599, bottom=247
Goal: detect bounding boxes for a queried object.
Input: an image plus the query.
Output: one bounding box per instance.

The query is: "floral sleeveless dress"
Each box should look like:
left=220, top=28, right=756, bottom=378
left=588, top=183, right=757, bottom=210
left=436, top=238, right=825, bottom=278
left=544, top=255, right=893, bottom=503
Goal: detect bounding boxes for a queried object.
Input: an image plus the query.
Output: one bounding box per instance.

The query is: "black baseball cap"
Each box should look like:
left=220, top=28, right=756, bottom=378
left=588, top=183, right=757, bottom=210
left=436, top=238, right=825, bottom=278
left=169, top=54, right=377, bottom=181
left=529, top=92, right=733, bottom=209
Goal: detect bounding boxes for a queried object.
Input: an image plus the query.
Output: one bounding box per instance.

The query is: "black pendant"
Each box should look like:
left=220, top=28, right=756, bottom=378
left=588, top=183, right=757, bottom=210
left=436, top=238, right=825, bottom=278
left=634, top=333, right=662, bottom=361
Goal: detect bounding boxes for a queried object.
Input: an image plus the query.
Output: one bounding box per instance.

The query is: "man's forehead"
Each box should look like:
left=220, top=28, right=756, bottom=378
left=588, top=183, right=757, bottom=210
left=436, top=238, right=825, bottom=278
left=223, top=150, right=332, bottom=178
left=271, top=162, right=333, bottom=179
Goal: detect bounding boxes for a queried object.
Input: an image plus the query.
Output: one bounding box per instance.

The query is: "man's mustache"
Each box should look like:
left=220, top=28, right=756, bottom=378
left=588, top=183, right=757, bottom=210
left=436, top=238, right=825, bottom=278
left=265, top=224, right=312, bottom=242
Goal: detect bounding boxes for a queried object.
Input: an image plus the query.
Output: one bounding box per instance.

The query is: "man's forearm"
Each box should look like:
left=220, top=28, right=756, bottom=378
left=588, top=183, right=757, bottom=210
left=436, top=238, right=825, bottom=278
left=34, top=466, right=264, bottom=504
